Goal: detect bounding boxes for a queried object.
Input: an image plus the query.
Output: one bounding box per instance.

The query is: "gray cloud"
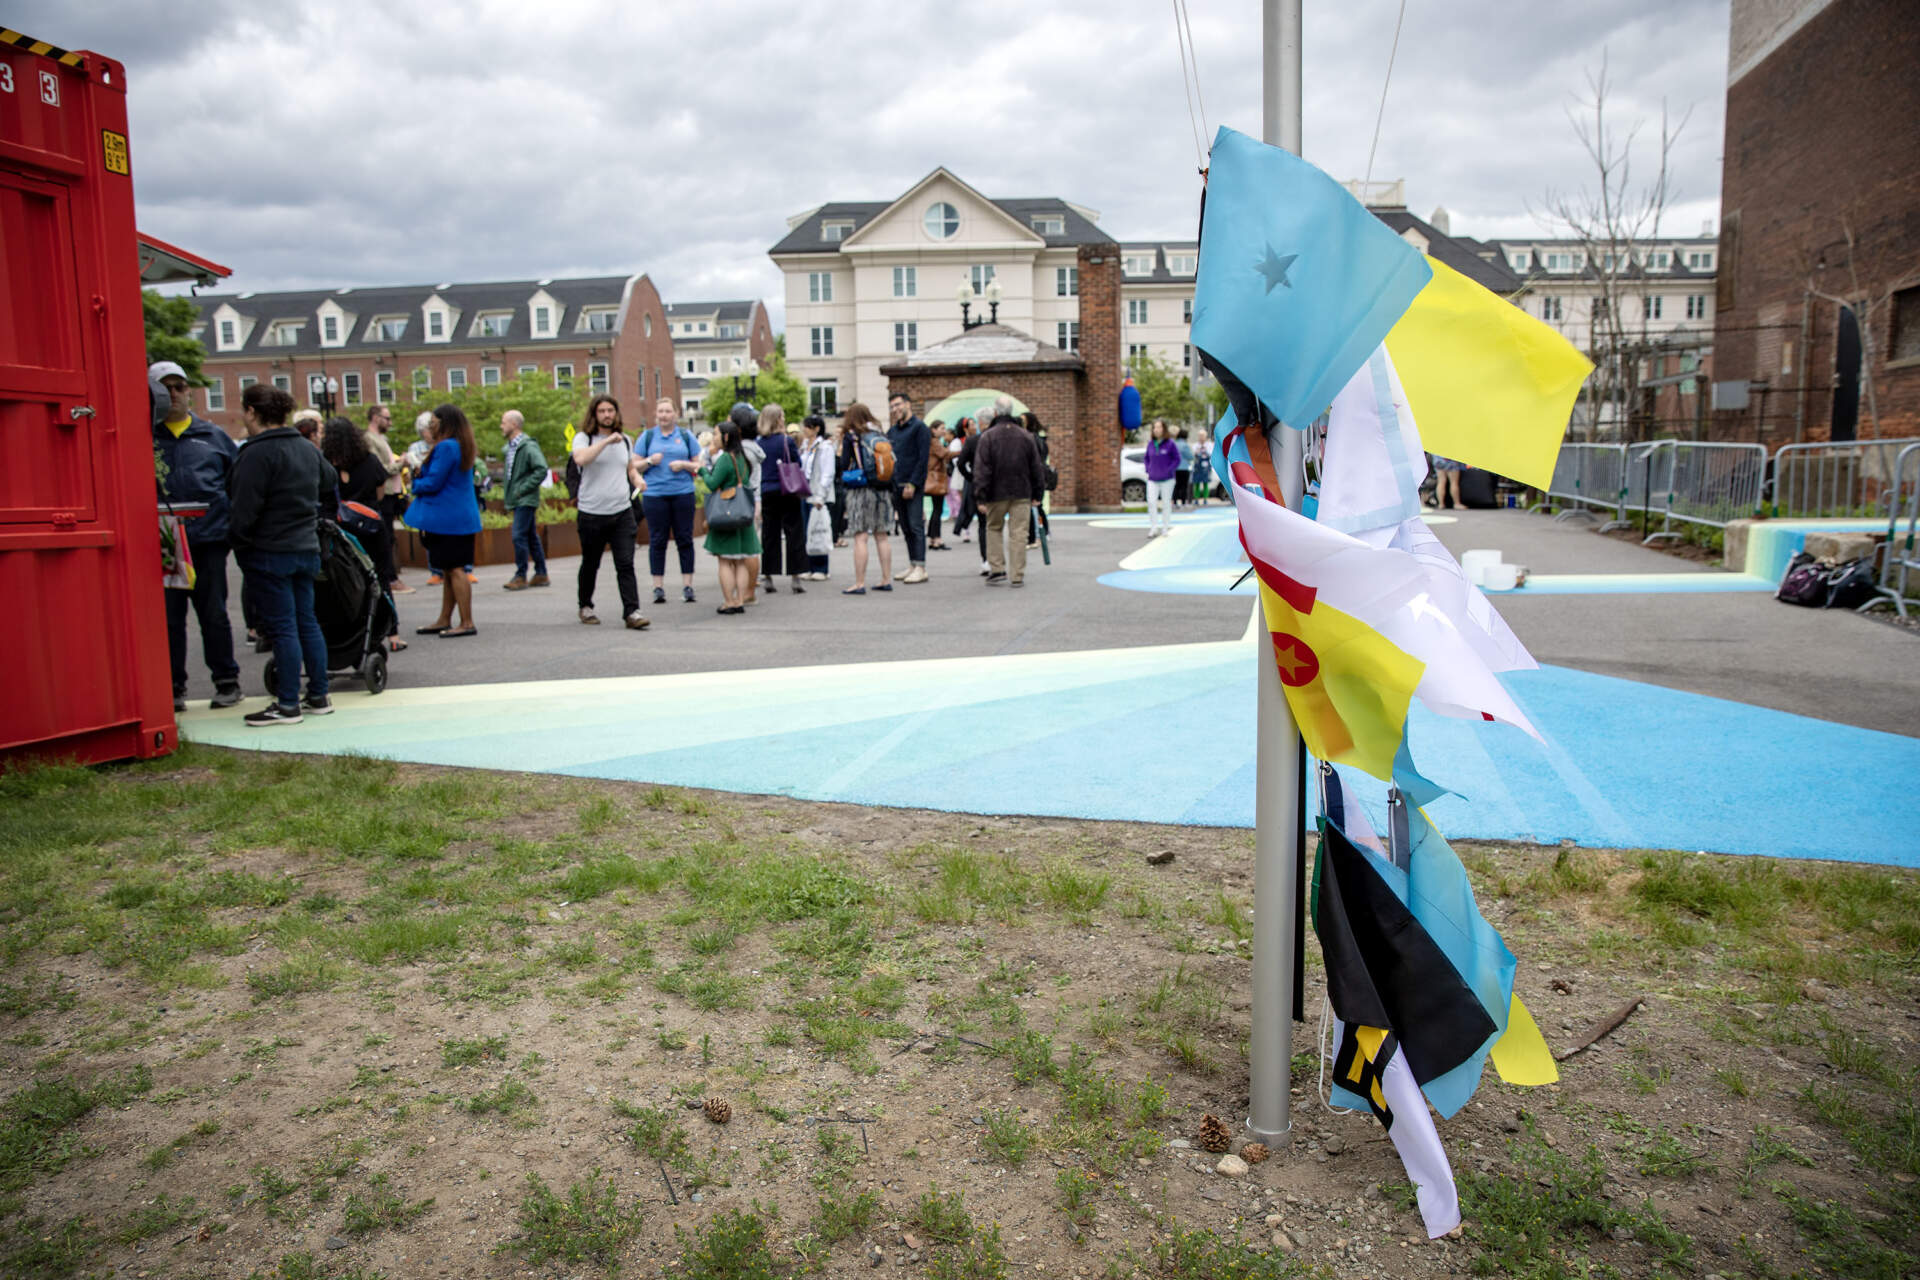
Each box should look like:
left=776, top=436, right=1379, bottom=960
left=15, top=0, right=1728, bottom=330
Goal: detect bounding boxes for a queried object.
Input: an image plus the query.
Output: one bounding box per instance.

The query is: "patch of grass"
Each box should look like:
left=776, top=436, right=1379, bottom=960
left=1055, top=1167, right=1099, bottom=1227
left=508, top=1168, right=640, bottom=1267
left=546, top=939, right=598, bottom=971
left=1776, top=1187, right=1917, bottom=1280
left=0, top=1213, right=100, bottom=1280
left=812, top=1184, right=879, bottom=1244
left=440, top=1034, right=508, bottom=1067
left=340, top=1173, right=432, bottom=1236
left=1128, top=1077, right=1170, bottom=1127
left=0, top=1066, right=153, bottom=1191
left=1798, top=1080, right=1920, bottom=1182
left=981, top=1109, right=1032, bottom=1167
left=673, top=1206, right=783, bottom=1280
left=338, top=913, right=474, bottom=965
left=1459, top=1133, right=1692, bottom=1279
left=1038, top=863, right=1111, bottom=920
left=911, top=1185, right=973, bottom=1246
left=1737, top=1125, right=1812, bottom=1197
left=688, top=925, right=738, bottom=956
left=1056, top=1045, right=1117, bottom=1119
left=618, top=1103, right=690, bottom=1164
left=1149, top=1223, right=1309, bottom=1279
left=114, top=1191, right=197, bottom=1244
left=1520, top=847, right=1610, bottom=898
left=253, top=1164, right=305, bottom=1222
left=247, top=953, right=347, bottom=1003
left=926, top=1223, right=1009, bottom=1280
left=463, top=1078, right=537, bottom=1116
left=1002, top=1030, right=1054, bottom=1084
left=1631, top=1132, right=1710, bottom=1179
left=140, top=1119, right=221, bottom=1171
left=1713, top=1066, right=1750, bottom=1098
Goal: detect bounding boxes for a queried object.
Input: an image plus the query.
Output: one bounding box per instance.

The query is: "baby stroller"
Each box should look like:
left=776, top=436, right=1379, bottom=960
left=261, top=515, right=400, bottom=696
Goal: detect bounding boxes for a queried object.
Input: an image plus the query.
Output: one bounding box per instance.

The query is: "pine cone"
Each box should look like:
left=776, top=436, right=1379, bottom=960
left=1197, top=1113, right=1231, bottom=1153
left=1241, top=1142, right=1270, bottom=1165
left=702, top=1096, right=732, bottom=1125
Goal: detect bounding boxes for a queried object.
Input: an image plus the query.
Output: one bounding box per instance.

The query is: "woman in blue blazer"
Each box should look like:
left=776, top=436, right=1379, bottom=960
left=404, top=404, right=485, bottom=637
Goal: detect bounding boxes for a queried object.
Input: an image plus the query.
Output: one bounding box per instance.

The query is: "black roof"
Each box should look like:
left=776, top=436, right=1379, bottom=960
left=1117, top=243, right=1200, bottom=284
left=771, top=196, right=1114, bottom=255
left=1368, top=210, right=1522, bottom=294
left=192, top=275, right=635, bottom=356
left=666, top=300, right=759, bottom=322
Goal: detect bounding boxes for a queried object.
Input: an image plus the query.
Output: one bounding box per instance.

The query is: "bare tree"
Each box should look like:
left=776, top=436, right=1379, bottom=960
left=1532, top=54, right=1692, bottom=443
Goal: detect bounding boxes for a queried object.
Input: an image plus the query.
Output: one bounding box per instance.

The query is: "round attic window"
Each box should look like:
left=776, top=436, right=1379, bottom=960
left=924, top=202, right=960, bottom=240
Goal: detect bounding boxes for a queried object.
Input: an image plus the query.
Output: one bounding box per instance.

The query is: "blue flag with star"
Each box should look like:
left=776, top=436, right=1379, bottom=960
left=1192, top=126, right=1433, bottom=431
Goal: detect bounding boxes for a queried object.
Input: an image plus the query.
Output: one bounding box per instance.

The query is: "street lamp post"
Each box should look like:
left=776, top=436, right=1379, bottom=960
left=307, top=373, right=339, bottom=419
left=740, top=358, right=761, bottom=404
left=958, top=279, right=1003, bottom=330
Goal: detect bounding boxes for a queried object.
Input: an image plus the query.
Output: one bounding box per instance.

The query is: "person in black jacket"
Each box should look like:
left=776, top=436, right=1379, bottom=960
left=972, top=399, right=1047, bottom=588
left=229, top=383, right=337, bottom=725
left=886, top=392, right=931, bottom=583
left=150, top=361, right=242, bottom=711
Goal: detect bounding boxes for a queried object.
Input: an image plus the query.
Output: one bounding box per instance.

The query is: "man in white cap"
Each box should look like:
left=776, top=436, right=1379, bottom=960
left=150, top=360, right=243, bottom=710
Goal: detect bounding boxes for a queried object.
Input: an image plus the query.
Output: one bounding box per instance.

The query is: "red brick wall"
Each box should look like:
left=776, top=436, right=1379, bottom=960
left=1711, top=0, right=1920, bottom=447
left=885, top=369, right=1083, bottom=505
left=613, top=275, right=681, bottom=413
left=1074, top=246, right=1124, bottom=509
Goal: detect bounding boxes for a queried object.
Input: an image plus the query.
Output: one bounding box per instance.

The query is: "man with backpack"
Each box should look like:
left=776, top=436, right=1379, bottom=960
left=886, top=392, right=932, bottom=584
left=971, top=397, right=1047, bottom=588
left=499, top=410, right=550, bottom=591
left=634, top=398, right=704, bottom=604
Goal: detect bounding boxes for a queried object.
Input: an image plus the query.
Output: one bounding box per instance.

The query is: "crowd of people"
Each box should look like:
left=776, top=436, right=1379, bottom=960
left=155, top=367, right=1055, bottom=724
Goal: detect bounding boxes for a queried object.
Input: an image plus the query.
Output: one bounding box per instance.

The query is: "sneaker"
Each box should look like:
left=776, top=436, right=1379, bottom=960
left=979, top=563, right=991, bottom=576
left=892, top=568, right=910, bottom=581
left=986, top=572, right=1008, bottom=585
left=579, top=608, right=600, bottom=625
left=653, top=587, right=667, bottom=605
left=1010, top=579, right=1025, bottom=588
left=789, top=580, right=806, bottom=594
left=682, top=586, right=696, bottom=603
left=210, top=683, right=243, bottom=709
left=302, top=694, right=334, bottom=715
left=173, top=692, right=187, bottom=712
left=389, top=580, right=416, bottom=594
left=625, top=612, right=651, bottom=630
left=465, top=570, right=478, bottom=583
left=427, top=572, right=444, bottom=586
left=503, top=576, right=528, bottom=591
left=528, top=574, right=550, bottom=587
left=902, top=566, right=928, bottom=584
left=244, top=703, right=302, bottom=727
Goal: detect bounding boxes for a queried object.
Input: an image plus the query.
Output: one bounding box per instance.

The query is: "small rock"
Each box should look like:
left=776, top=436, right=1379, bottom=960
left=1198, top=1186, right=1227, bottom=1203
left=1168, top=1139, right=1191, bottom=1149
left=689, top=1192, right=703, bottom=1204
left=1146, top=851, right=1176, bottom=866
left=1215, top=1154, right=1249, bottom=1178
left=902, top=1232, right=922, bottom=1251
left=1264, top=1213, right=1284, bottom=1228
left=1322, top=1134, right=1345, bottom=1155
left=868, top=1245, right=884, bottom=1268
left=1270, top=1230, right=1295, bottom=1252
left=324, top=1237, right=348, bottom=1251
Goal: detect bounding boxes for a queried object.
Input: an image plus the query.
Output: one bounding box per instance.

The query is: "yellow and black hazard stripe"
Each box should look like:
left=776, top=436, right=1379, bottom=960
left=1, top=28, right=86, bottom=67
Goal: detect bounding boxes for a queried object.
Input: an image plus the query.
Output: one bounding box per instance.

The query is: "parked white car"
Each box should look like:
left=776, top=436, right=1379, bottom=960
left=1120, top=447, right=1147, bottom=503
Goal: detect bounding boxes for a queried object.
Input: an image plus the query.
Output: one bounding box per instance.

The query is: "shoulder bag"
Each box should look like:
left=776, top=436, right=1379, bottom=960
left=705, top=456, right=755, bottom=531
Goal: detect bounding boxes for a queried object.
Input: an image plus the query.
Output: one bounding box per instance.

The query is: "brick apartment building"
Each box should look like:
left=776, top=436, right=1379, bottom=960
left=186, top=274, right=679, bottom=437
left=663, top=299, right=776, bottom=421
left=1711, top=0, right=1920, bottom=445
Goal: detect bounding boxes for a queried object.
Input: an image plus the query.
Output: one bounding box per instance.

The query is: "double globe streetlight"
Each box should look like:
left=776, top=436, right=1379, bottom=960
left=957, top=279, right=1003, bottom=330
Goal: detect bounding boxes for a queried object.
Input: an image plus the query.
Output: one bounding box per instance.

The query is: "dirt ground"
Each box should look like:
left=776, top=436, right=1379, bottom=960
left=1, top=752, right=1915, bottom=1279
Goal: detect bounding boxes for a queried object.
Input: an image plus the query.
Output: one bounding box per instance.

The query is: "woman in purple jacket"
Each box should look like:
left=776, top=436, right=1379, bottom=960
left=1143, top=419, right=1181, bottom=538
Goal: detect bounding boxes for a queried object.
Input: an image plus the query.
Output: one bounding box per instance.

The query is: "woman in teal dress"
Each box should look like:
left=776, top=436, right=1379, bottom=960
left=701, top=419, right=762, bottom=615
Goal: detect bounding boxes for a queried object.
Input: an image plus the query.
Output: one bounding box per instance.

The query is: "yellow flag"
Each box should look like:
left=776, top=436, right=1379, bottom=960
left=1488, top=993, right=1559, bottom=1086
left=1257, top=576, right=1424, bottom=780
left=1385, top=258, right=1594, bottom=490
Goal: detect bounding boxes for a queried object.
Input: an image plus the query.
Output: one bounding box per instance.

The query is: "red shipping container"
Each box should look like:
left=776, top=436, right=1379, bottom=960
left=1, top=31, right=226, bottom=767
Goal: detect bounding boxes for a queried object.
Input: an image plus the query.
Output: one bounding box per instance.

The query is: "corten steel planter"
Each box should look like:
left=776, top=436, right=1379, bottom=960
left=395, top=521, right=578, bottom=568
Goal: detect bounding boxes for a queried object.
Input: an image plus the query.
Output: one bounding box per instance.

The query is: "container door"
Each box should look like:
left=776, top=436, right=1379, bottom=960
left=0, top=168, right=96, bottom=525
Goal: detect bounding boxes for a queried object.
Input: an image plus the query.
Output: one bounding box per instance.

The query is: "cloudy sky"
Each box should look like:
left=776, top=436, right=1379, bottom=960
left=21, top=0, right=1728, bottom=329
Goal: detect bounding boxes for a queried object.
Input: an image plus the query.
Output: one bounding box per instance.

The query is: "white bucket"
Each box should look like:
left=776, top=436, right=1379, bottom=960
left=1480, top=562, right=1521, bottom=591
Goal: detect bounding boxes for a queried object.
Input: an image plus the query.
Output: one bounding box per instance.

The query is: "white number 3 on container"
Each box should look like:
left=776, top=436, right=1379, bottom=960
left=40, top=69, right=59, bottom=106
left=0, top=65, right=14, bottom=94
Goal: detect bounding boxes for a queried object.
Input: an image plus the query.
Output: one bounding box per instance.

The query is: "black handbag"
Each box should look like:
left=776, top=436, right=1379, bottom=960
left=704, top=458, right=755, bottom=532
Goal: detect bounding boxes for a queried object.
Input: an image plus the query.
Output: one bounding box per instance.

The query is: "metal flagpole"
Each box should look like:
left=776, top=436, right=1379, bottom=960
left=1247, top=0, right=1305, bottom=1147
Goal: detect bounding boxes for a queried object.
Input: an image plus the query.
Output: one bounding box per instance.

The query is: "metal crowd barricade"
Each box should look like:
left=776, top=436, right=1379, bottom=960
left=1864, top=443, right=1920, bottom=617
left=1772, top=438, right=1920, bottom=518
left=1544, top=442, right=1630, bottom=528
left=1623, top=440, right=1768, bottom=545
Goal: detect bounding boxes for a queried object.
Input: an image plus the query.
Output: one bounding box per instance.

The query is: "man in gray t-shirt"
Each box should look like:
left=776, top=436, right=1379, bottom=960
left=570, top=401, right=650, bottom=629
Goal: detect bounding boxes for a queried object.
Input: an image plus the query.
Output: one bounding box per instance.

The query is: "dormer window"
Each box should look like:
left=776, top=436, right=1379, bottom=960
left=698, top=322, right=709, bottom=333
left=531, top=306, right=552, bottom=336
left=718, top=324, right=743, bottom=339
left=582, top=309, right=617, bottom=333
left=321, top=316, right=339, bottom=343
left=1648, top=250, right=1671, bottom=270
left=428, top=311, right=445, bottom=339
left=822, top=220, right=853, bottom=242
left=1166, top=253, right=1197, bottom=275
left=261, top=320, right=304, bottom=347
left=219, top=319, right=236, bottom=346
left=1510, top=253, right=1530, bottom=271
left=372, top=317, right=407, bottom=342
left=1123, top=254, right=1155, bottom=277
left=1032, top=215, right=1065, bottom=236
left=476, top=312, right=511, bottom=338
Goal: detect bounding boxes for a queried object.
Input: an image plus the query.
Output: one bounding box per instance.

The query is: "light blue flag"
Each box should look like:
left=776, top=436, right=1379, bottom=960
left=1193, top=126, right=1432, bottom=431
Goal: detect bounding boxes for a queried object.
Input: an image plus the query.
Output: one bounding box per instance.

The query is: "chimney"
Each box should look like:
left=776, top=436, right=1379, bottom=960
left=1429, top=206, right=1451, bottom=235
left=1701, top=219, right=1715, bottom=238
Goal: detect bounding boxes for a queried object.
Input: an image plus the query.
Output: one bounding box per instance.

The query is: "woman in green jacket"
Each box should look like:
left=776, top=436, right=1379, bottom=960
left=701, top=420, right=762, bottom=615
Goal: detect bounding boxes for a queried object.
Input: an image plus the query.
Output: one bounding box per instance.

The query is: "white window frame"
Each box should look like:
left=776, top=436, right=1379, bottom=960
left=1123, top=254, right=1154, bottom=277
left=583, top=309, right=617, bottom=333
left=683, top=359, right=696, bottom=375
left=1167, top=253, right=1197, bottom=275
left=342, top=371, right=362, bottom=406
left=822, top=220, right=853, bottom=242
left=810, top=326, right=834, bottom=357
left=238, top=375, right=258, bottom=392
left=1644, top=296, right=1663, bottom=320
left=1510, top=253, right=1530, bottom=271
left=923, top=202, right=959, bottom=240
left=970, top=264, right=995, bottom=293
left=411, top=367, right=431, bottom=395
left=533, top=305, right=552, bottom=336
left=1182, top=298, right=1193, bottom=324
left=808, top=271, right=833, bottom=303
left=1686, top=295, right=1707, bottom=320
left=1032, top=215, right=1065, bottom=236
left=698, top=322, right=708, bottom=333
left=204, top=378, right=225, bottom=411
left=1127, top=298, right=1149, bottom=325
left=1056, top=266, right=1079, bottom=297
left=1127, top=343, right=1149, bottom=363
left=321, top=315, right=339, bottom=343
left=517, top=363, right=538, bottom=377
left=893, top=266, right=917, bottom=298
left=588, top=362, right=609, bottom=393
left=809, top=382, right=839, bottom=415
left=1056, top=321, right=1080, bottom=354
left=894, top=321, right=918, bottom=353
left=427, top=311, right=445, bottom=339
left=1688, top=251, right=1713, bottom=270
left=477, top=312, right=511, bottom=338
left=553, top=362, right=574, bottom=389
left=447, top=367, right=468, bottom=390
left=375, top=371, right=395, bottom=403
left=271, top=374, right=292, bottom=393
left=708, top=358, right=720, bottom=374
left=684, top=399, right=701, bottom=417
left=219, top=318, right=236, bottom=347
left=480, top=366, right=501, bottom=387
left=1542, top=297, right=1563, bottom=321
left=1183, top=346, right=1193, bottom=369
left=373, top=317, right=407, bottom=342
